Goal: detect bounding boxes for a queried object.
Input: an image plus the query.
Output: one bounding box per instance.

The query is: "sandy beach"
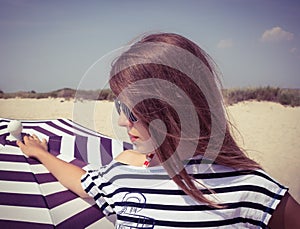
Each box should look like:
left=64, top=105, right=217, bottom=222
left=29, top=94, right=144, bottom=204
left=1, top=98, right=299, bottom=203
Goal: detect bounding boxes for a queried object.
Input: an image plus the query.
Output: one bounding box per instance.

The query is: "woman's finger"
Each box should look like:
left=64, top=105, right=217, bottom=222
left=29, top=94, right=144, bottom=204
left=23, top=135, right=29, bottom=143
left=32, top=134, right=42, bottom=143
left=32, top=134, right=39, bottom=140
left=16, top=140, right=25, bottom=148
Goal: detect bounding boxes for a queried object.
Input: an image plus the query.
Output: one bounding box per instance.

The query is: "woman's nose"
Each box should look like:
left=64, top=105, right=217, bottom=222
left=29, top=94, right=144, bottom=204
left=118, top=111, right=132, bottom=127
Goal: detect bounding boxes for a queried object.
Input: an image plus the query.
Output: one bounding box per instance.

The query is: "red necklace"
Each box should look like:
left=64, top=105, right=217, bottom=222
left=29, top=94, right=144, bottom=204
left=143, top=153, right=155, bottom=168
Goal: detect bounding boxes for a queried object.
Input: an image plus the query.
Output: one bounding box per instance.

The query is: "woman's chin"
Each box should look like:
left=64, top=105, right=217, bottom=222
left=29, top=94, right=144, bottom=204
left=133, top=145, right=153, bottom=155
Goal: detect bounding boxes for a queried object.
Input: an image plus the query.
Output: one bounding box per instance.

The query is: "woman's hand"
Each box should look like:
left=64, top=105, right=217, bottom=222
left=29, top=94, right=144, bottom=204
left=17, top=134, right=89, bottom=198
left=17, top=134, right=48, bottom=158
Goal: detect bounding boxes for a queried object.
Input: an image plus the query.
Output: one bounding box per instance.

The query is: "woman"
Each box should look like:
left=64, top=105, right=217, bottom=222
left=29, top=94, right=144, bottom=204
left=18, top=33, right=300, bottom=228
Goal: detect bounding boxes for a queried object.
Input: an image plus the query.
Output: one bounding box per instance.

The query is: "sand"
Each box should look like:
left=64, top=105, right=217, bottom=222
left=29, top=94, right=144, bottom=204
left=1, top=98, right=299, bottom=203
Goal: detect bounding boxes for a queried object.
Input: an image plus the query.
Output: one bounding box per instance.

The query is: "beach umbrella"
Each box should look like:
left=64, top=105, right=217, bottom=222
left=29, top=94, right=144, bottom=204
left=0, top=118, right=132, bottom=228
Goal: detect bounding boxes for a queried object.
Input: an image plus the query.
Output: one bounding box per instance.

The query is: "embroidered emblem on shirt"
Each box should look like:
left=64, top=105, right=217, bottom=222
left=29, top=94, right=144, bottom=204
left=117, top=192, right=155, bottom=229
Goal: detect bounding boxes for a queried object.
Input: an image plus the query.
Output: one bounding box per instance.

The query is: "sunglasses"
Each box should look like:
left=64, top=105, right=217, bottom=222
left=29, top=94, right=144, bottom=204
left=114, top=100, right=138, bottom=123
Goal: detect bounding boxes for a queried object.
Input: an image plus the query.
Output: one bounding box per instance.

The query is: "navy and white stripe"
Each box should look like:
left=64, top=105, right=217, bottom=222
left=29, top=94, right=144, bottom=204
left=81, top=159, right=288, bottom=229
left=0, top=118, right=132, bottom=228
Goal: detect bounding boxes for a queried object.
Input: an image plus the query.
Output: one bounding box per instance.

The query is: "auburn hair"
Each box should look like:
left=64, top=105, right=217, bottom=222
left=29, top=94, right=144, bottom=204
left=109, top=32, right=261, bottom=207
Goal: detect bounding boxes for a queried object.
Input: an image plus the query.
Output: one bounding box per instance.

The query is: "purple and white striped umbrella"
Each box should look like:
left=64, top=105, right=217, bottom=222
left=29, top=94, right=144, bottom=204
left=0, top=118, right=132, bottom=228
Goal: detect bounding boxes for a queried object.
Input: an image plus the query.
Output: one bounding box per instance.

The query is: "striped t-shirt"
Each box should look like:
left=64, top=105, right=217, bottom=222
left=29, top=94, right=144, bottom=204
left=81, top=158, right=288, bottom=229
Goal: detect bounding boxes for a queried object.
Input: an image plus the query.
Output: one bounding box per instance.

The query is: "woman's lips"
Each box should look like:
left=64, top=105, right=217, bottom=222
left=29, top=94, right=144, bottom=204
left=128, top=133, right=139, bottom=142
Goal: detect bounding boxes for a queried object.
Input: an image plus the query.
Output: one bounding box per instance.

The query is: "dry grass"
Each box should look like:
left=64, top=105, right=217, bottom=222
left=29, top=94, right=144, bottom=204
left=223, top=87, right=300, bottom=107
left=0, top=88, right=115, bottom=101
left=1, top=87, right=299, bottom=106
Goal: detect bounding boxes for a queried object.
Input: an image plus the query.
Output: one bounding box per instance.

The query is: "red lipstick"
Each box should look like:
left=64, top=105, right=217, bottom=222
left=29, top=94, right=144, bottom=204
left=128, top=133, right=139, bottom=142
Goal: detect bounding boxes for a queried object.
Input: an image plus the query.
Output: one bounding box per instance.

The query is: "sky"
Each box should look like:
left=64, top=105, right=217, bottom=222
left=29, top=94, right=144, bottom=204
left=1, top=0, right=300, bottom=93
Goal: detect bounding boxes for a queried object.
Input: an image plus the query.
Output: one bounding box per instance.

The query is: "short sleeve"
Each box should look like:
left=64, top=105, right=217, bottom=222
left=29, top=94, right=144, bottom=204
left=260, top=176, right=288, bottom=227
left=81, top=170, right=115, bottom=216
left=242, top=170, right=289, bottom=228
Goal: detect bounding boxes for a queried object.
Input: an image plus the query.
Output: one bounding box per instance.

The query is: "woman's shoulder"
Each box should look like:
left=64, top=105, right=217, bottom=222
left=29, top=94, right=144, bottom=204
left=114, top=150, right=147, bottom=167
left=189, top=160, right=287, bottom=193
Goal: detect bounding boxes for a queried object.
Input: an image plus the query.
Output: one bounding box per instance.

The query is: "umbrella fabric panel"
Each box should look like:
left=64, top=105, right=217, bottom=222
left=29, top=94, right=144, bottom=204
left=0, top=144, right=54, bottom=228
left=0, top=118, right=132, bottom=167
left=0, top=118, right=132, bottom=227
left=21, top=118, right=129, bottom=166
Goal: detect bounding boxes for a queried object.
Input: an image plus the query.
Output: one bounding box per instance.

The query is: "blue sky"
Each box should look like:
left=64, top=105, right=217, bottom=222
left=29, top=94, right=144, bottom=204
left=1, top=0, right=300, bottom=92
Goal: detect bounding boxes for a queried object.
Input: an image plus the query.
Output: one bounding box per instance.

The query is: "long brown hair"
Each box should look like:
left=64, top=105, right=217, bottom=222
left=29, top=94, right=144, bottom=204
left=109, top=33, right=261, bottom=207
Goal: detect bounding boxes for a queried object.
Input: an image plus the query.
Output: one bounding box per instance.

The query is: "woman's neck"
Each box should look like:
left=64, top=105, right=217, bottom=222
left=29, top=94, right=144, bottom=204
left=115, top=150, right=160, bottom=167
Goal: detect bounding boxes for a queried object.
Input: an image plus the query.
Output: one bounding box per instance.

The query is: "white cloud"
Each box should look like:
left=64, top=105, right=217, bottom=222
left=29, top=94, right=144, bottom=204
left=217, top=39, right=233, bottom=49
left=261, top=26, right=294, bottom=42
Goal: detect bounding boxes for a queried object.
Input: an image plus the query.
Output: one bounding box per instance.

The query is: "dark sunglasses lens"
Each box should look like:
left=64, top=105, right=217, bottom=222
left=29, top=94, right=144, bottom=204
left=115, top=101, right=138, bottom=122
left=121, top=103, right=138, bottom=122
left=114, top=100, right=121, bottom=114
